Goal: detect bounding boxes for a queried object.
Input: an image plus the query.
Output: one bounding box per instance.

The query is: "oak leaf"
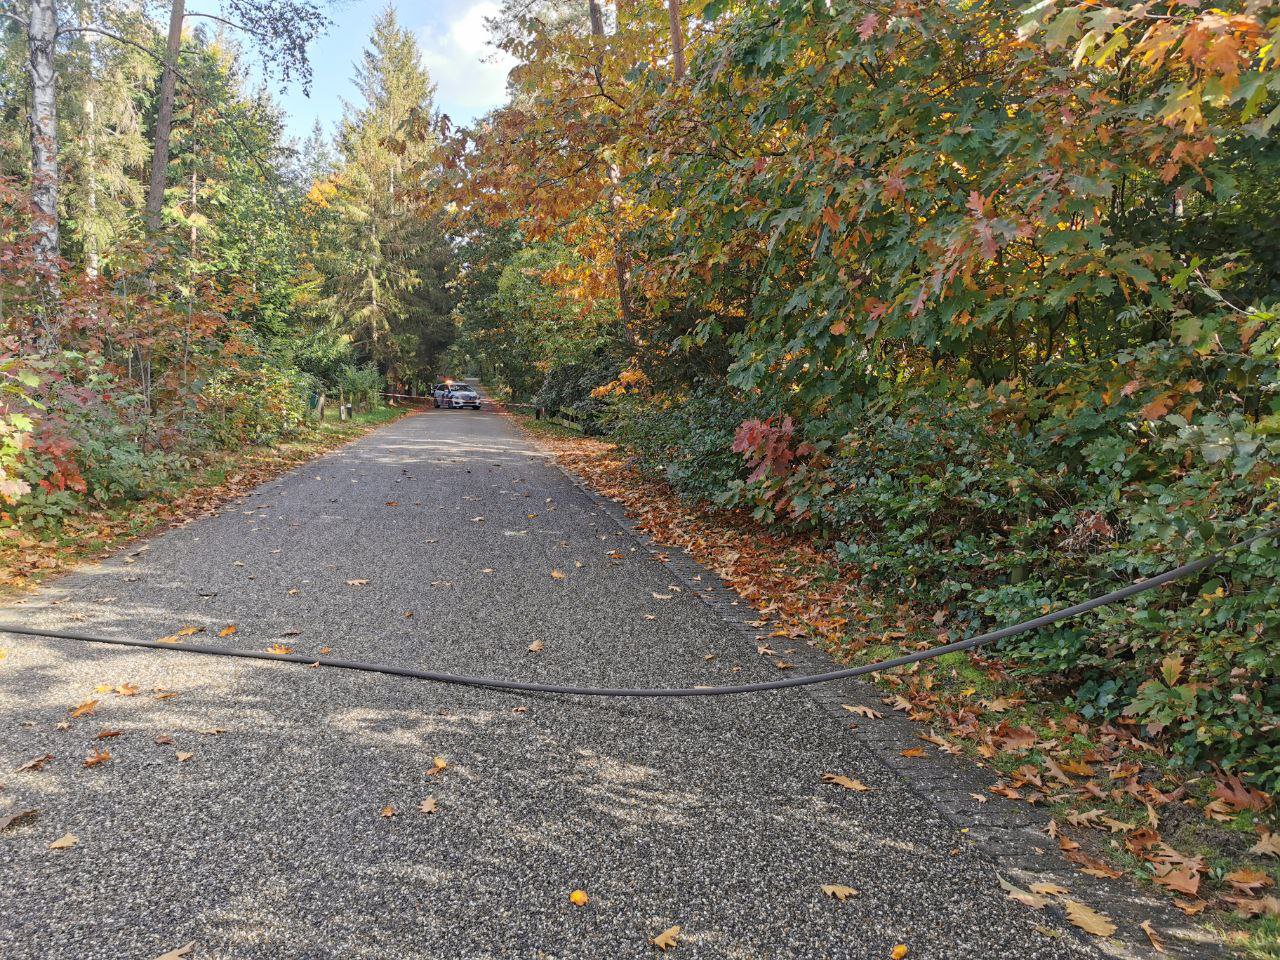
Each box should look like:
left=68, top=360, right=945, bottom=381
left=83, top=748, right=111, bottom=768
left=821, top=884, right=859, bottom=901
left=1062, top=899, right=1116, bottom=936
left=842, top=705, right=882, bottom=719
left=999, top=876, right=1046, bottom=910
left=652, top=926, right=680, bottom=951
left=1248, top=832, right=1279, bottom=858
left=822, top=773, right=871, bottom=792
left=1029, top=882, right=1068, bottom=896
left=1057, top=758, right=1094, bottom=776
left=1153, top=867, right=1200, bottom=896
left=1224, top=868, right=1273, bottom=894
left=1225, top=895, right=1280, bottom=918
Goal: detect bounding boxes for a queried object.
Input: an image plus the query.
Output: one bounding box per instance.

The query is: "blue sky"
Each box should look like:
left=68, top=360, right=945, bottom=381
left=267, top=0, right=515, bottom=142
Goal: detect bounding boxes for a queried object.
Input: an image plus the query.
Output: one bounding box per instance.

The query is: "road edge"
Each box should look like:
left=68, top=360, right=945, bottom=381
left=508, top=412, right=1228, bottom=960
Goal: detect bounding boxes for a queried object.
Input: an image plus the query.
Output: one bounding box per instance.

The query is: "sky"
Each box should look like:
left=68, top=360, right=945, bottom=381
left=269, top=0, right=516, bottom=143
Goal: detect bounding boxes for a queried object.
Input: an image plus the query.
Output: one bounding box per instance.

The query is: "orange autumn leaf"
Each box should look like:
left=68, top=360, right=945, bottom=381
left=652, top=926, right=681, bottom=951
left=83, top=748, right=111, bottom=768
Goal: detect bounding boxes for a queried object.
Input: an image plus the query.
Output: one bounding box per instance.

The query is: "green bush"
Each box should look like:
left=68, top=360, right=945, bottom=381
left=0, top=354, right=40, bottom=504
left=202, top=363, right=313, bottom=446
left=605, top=334, right=1280, bottom=790
left=536, top=354, right=623, bottom=434
left=8, top=352, right=176, bottom=529
left=604, top=390, right=770, bottom=499
left=336, top=363, right=383, bottom=411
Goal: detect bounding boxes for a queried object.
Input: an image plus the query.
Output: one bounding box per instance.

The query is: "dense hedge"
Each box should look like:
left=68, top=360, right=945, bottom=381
left=606, top=339, right=1280, bottom=790
left=536, top=353, right=623, bottom=435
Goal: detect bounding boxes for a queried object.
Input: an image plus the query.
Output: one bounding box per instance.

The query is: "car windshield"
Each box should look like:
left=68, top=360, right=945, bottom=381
left=451, top=385, right=472, bottom=392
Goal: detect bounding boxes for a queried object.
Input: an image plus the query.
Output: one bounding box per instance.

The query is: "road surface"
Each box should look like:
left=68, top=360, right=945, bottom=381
left=0, top=409, right=1099, bottom=959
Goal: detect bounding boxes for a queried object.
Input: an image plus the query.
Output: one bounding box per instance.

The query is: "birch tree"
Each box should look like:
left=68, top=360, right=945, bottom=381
left=22, top=0, right=59, bottom=270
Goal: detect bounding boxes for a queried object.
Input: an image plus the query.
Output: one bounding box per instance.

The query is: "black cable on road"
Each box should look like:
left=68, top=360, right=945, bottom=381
left=1, top=525, right=1275, bottom=698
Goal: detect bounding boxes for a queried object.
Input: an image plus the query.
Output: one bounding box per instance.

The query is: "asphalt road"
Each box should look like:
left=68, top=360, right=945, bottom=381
left=0, top=409, right=1100, bottom=960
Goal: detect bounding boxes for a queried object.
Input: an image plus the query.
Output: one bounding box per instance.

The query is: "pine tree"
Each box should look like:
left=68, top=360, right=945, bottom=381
left=314, top=6, right=456, bottom=386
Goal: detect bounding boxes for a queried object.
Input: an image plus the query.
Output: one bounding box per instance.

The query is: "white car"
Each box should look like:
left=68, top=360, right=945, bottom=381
left=442, top=383, right=481, bottom=409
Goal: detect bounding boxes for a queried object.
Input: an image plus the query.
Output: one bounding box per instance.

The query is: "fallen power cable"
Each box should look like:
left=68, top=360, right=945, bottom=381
left=1, top=525, right=1275, bottom=698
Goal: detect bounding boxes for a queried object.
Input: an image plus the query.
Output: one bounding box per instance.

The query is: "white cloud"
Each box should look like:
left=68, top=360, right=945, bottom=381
left=420, top=2, right=515, bottom=123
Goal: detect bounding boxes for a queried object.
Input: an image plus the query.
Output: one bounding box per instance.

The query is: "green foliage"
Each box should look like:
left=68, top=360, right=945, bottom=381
left=605, top=390, right=773, bottom=503
left=535, top=352, right=623, bottom=434
left=7, top=351, right=170, bottom=528
left=450, top=232, right=622, bottom=400
left=0, top=353, right=40, bottom=503
left=0, top=3, right=456, bottom=535
left=606, top=321, right=1280, bottom=789
left=335, top=363, right=384, bottom=410
left=307, top=8, right=458, bottom=387
left=201, top=362, right=314, bottom=446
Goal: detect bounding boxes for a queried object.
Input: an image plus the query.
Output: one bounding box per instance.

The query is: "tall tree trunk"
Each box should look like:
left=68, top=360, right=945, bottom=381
left=586, top=0, right=637, bottom=333
left=84, top=96, right=99, bottom=276
left=146, top=0, right=185, bottom=233
left=188, top=98, right=199, bottom=257
left=586, top=0, right=604, bottom=42
left=83, top=14, right=99, bottom=279
left=26, top=0, right=59, bottom=271
left=666, top=0, right=685, bottom=81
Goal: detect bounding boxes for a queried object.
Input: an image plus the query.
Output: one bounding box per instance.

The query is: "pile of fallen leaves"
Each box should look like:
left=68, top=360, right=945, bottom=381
left=521, top=418, right=1279, bottom=937
left=0, top=411, right=411, bottom=595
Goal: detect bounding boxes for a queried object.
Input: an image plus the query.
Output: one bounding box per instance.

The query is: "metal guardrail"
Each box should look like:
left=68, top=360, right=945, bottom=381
left=497, top=401, right=584, bottom=430
left=379, top=392, right=433, bottom=403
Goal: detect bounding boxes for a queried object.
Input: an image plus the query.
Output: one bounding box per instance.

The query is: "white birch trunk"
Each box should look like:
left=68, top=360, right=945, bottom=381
left=26, top=0, right=60, bottom=270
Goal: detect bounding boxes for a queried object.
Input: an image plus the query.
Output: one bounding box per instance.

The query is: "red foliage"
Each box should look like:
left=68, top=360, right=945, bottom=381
left=732, top=415, right=813, bottom=483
